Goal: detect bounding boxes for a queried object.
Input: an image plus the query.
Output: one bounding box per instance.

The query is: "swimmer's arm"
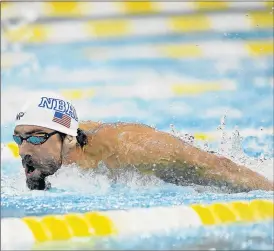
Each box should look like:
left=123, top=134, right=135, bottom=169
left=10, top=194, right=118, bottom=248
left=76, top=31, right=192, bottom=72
left=120, top=131, right=273, bottom=192
left=157, top=143, right=274, bottom=192
left=189, top=148, right=273, bottom=192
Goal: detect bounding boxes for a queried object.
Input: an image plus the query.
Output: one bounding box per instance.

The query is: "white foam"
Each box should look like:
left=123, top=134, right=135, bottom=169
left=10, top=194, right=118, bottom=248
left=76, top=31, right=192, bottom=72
left=1, top=159, right=164, bottom=197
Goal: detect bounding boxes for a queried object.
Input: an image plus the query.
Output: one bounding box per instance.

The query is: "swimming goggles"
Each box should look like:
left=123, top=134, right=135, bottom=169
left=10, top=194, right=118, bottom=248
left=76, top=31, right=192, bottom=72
left=13, top=131, right=59, bottom=145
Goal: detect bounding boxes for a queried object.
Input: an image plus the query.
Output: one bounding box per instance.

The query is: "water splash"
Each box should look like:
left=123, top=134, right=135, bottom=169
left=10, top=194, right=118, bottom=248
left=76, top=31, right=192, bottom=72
left=1, top=114, right=273, bottom=198
left=170, top=115, right=273, bottom=182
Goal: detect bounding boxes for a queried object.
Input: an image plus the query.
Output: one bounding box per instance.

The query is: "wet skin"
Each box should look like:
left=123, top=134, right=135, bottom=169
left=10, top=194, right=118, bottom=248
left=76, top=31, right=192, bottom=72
left=14, top=125, right=63, bottom=190
left=14, top=122, right=274, bottom=192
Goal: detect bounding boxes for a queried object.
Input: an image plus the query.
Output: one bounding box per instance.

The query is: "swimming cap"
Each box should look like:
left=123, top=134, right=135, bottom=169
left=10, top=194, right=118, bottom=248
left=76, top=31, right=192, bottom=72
left=14, top=92, right=79, bottom=136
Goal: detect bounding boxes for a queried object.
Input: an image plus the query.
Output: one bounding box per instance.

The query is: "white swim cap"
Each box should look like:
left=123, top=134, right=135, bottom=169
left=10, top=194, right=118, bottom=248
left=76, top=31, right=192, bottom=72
left=14, top=92, right=79, bottom=136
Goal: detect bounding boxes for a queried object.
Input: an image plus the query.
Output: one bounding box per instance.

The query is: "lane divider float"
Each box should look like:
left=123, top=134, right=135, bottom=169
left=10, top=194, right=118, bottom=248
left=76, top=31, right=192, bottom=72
left=2, top=11, right=273, bottom=44
left=1, top=199, right=273, bottom=250
left=1, top=2, right=272, bottom=20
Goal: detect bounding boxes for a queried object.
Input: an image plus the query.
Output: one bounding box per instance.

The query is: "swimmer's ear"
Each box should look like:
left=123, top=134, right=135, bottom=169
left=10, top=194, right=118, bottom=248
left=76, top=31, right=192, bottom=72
left=61, top=135, right=78, bottom=161
left=63, top=135, right=77, bottom=148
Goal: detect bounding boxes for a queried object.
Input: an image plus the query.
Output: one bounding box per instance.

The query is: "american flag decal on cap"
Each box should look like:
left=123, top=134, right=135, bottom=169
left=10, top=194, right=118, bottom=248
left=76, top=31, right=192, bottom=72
left=52, top=111, right=71, bottom=128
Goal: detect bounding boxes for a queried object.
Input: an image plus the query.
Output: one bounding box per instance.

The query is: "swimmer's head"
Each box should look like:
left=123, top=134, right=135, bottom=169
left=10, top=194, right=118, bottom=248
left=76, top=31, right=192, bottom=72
left=13, top=92, right=79, bottom=190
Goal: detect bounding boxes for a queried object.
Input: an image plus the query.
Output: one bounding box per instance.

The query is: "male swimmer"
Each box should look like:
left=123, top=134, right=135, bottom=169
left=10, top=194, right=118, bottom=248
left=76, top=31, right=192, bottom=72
left=13, top=93, right=273, bottom=192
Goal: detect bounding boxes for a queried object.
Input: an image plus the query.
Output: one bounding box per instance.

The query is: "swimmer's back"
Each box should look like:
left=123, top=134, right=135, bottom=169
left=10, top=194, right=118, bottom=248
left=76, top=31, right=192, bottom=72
left=79, top=121, right=158, bottom=134
left=77, top=121, right=273, bottom=192
left=78, top=120, right=188, bottom=165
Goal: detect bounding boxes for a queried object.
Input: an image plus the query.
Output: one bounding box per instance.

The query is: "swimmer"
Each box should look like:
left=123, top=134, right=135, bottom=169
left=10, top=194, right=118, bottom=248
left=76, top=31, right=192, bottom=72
left=13, top=93, right=273, bottom=192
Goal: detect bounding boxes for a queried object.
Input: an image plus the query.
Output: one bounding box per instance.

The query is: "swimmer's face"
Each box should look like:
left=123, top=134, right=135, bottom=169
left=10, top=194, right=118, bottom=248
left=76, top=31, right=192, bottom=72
left=13, top=125, right=63, bottom=190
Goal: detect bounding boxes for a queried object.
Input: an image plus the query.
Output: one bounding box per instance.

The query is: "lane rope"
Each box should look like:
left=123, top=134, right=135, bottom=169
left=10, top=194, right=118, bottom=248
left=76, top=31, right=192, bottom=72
left=1, top=2, right=271, bottom=20
left=2, top=11, right=272, bottom=43
left=1, top=199, right=273, bottom=250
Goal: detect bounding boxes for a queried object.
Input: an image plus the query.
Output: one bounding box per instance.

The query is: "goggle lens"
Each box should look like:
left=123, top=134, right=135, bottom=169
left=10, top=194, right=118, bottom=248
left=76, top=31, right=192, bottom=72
left=28, top=136, right=47, bottom=145
left=13, top=135, right=22, bottom=145
left=12, top=132, right=58, bottom=146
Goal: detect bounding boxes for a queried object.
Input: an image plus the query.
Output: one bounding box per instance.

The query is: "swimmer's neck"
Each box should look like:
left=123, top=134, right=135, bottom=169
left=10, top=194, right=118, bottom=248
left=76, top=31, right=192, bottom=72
left=62, top=138, right=96, bottom=168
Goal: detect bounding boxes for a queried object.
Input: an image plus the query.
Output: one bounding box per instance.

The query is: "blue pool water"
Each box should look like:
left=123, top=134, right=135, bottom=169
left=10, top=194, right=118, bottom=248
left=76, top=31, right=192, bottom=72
left=1, top=6, right=274, bottom=250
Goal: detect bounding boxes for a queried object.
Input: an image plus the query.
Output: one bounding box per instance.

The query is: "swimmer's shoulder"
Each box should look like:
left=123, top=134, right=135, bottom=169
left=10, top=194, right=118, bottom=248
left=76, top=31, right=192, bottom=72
left=79, top=121, right=102, bottom=132
left=79, top=121, right=156, bottom=134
